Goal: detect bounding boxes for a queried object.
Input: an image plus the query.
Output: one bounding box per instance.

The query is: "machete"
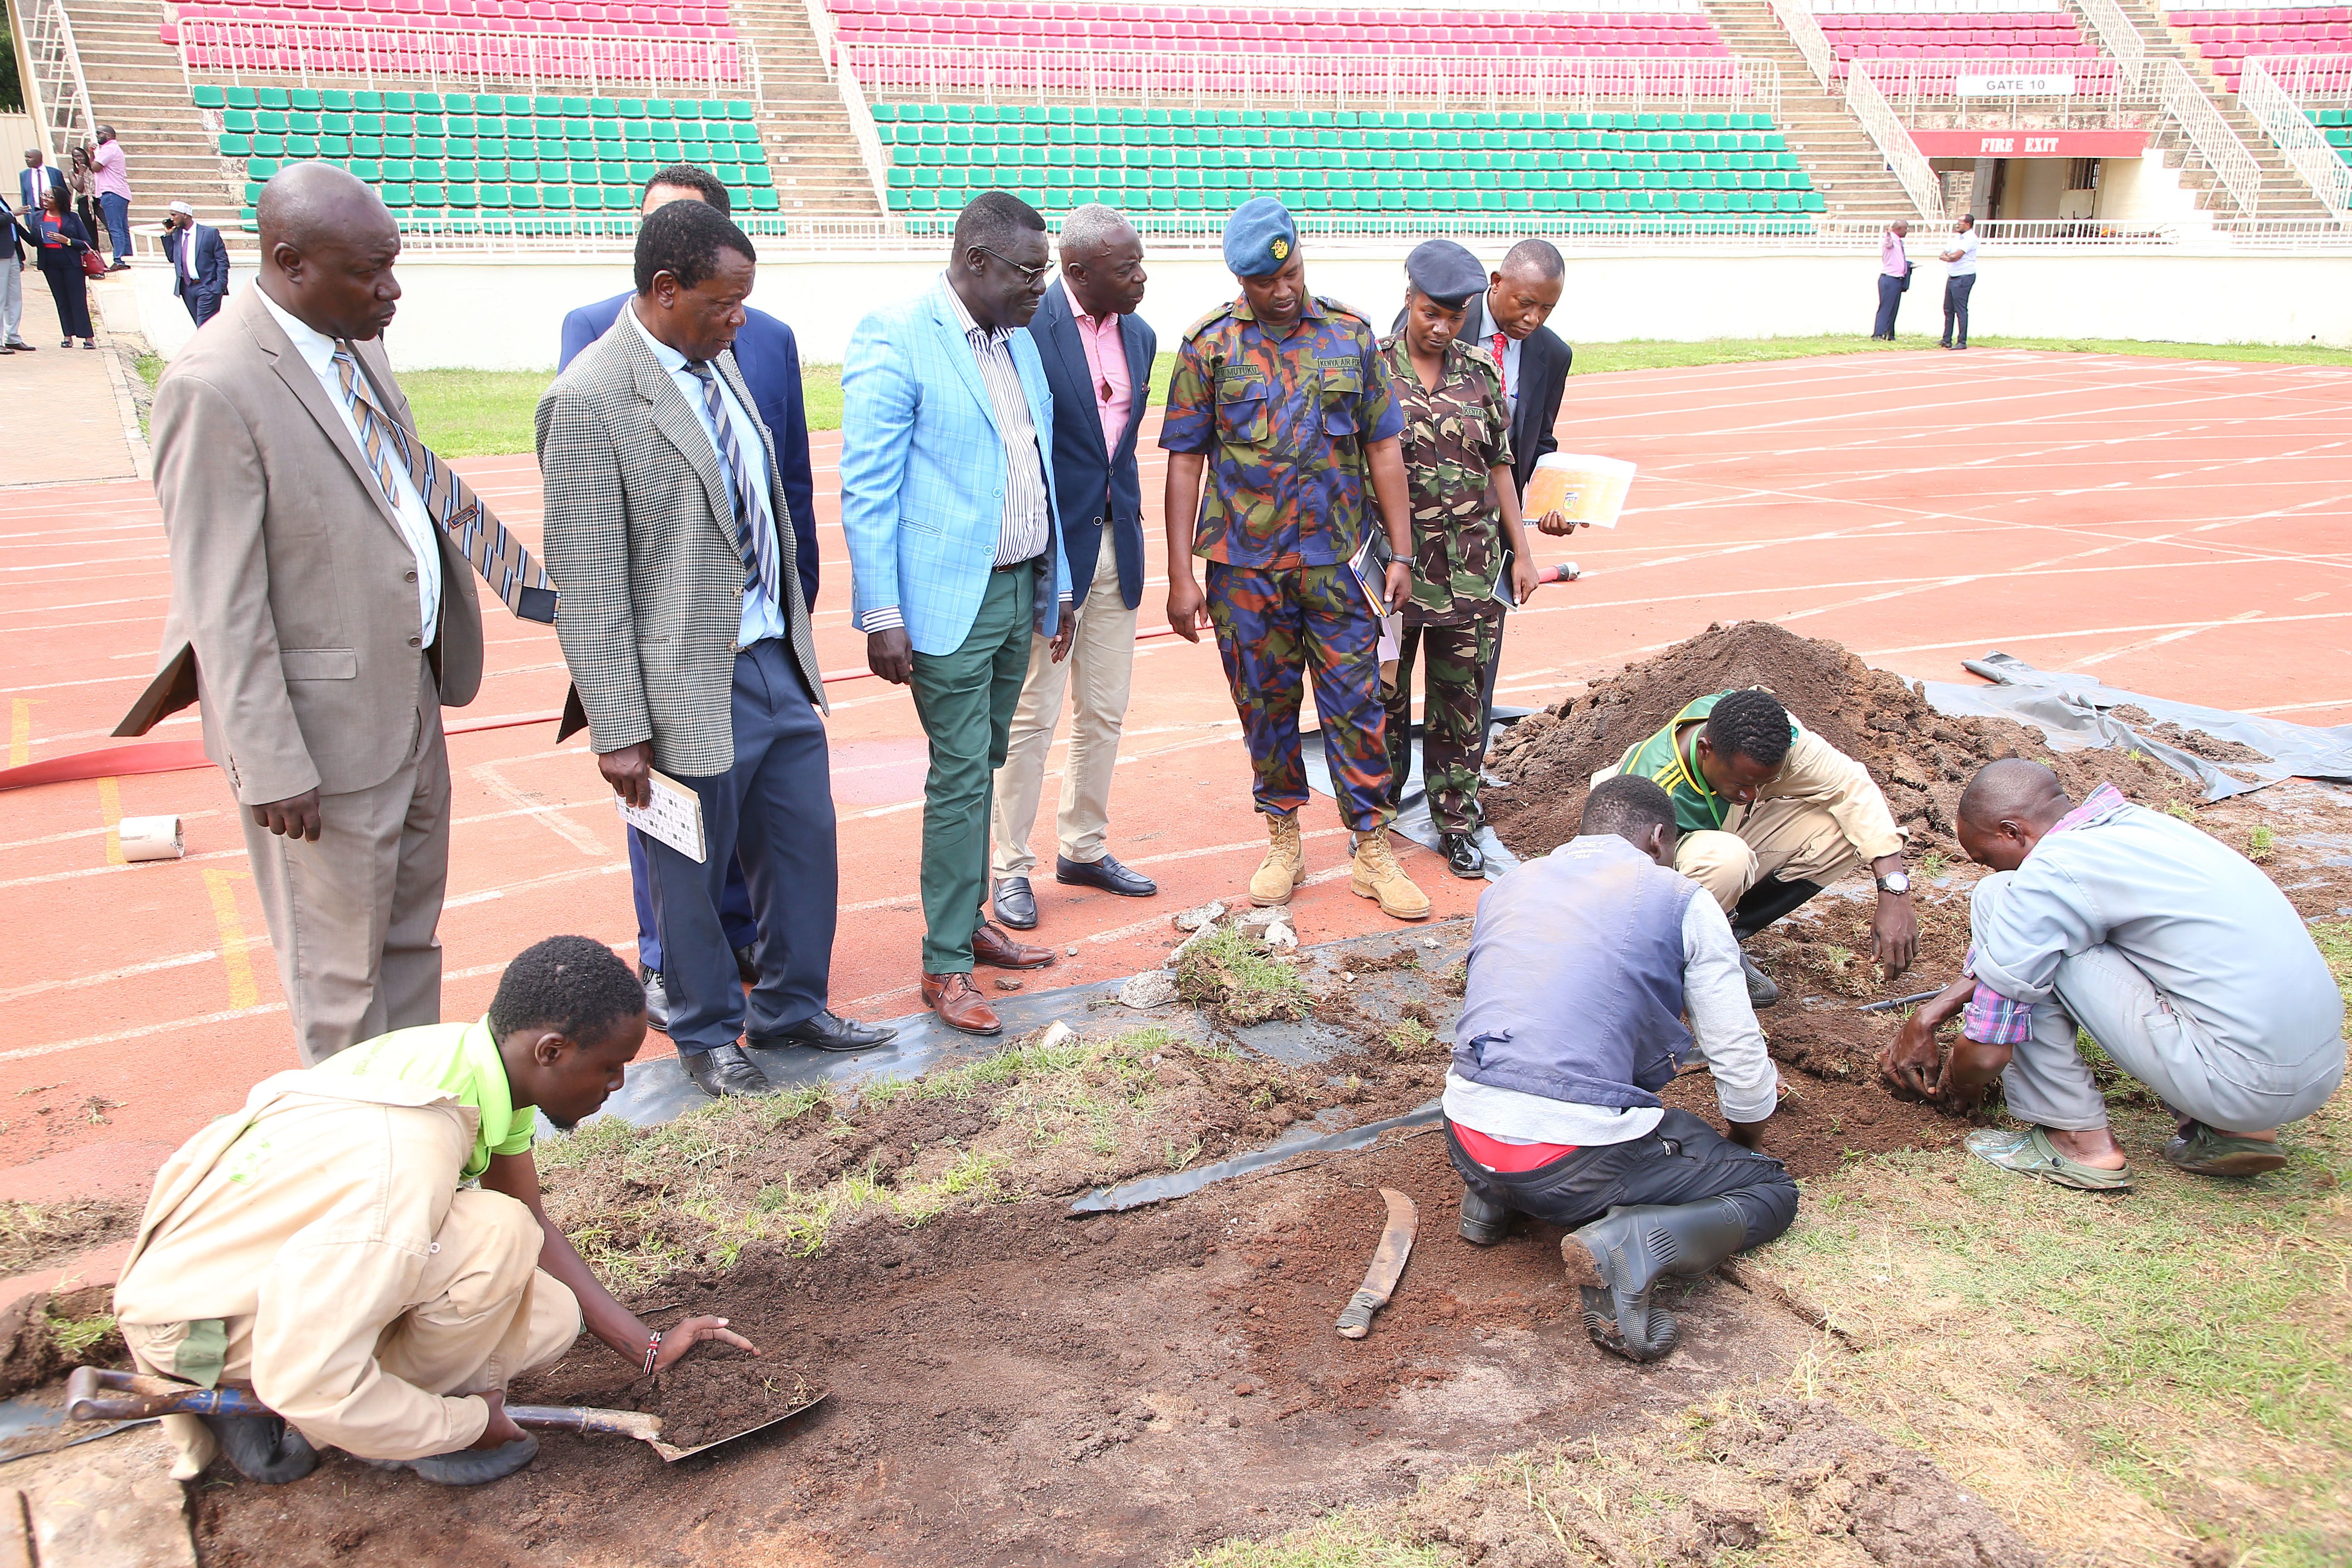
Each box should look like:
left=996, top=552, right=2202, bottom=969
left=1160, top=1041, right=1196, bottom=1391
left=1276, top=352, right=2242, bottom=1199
left=1335, top=1187, right=1419, bottom=1339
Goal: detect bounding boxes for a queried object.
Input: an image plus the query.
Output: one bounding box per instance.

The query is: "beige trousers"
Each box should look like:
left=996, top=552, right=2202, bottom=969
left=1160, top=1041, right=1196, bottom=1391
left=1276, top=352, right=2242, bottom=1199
left=1676, top=797, right=1872, bottom=911
left=127, top=1188, right=582, bottom=1470
left=241, top=661, right=450, bottom=1066
left=990, top=546, right=1139, bottom=877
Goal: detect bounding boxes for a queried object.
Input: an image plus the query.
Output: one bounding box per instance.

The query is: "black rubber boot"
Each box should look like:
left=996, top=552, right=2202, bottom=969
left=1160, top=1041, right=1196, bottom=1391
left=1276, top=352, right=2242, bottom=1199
left=1729, top=876, right=1822, bottom=941
left=401, top=1435, right=540, bottom=1486
left=1458, top=1186, right=1514, bottom=1245
left=1560, top=1197, right=1751, bottom=1362
left=200, top=1413, right=319, bottom=1485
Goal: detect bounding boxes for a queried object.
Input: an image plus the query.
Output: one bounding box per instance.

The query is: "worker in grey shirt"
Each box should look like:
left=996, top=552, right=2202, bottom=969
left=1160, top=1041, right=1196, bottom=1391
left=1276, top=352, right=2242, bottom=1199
left=1443, top=774, right=1796, bottom=1364
left=1884, top=759, right=2345, bottom=1189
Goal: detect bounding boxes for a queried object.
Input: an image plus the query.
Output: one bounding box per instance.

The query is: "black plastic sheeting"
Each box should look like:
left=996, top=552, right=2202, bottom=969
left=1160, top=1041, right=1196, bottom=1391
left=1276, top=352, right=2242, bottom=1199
left=1922, top=653, right=2352, bottom=803
left=1299, top=712, right=1530, bottom=881
left=1068, top=1099, right=1444, bottom=1214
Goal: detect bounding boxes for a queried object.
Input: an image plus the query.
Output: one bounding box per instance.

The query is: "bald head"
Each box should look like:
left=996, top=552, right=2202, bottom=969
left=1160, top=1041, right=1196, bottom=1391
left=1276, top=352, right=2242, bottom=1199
left=257, top=163, right=403, bottom=341
left=1955, top=758, right=2073, bottom=872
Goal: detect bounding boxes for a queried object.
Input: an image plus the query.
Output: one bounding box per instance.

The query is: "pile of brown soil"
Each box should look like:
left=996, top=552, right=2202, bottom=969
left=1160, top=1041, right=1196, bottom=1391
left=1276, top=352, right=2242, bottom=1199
left=573, top=1350, right=823, bottom=1451
left=0, top=1198, right=134, bottom=1278
left=1485, top=621, right=2197, bottom=858
left=0, top=1286, right=127, bottom=1400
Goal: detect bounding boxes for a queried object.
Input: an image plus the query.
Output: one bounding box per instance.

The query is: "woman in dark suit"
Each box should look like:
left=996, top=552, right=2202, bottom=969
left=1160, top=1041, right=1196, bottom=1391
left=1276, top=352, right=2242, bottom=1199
left=34, top=186, right=98, bottom=350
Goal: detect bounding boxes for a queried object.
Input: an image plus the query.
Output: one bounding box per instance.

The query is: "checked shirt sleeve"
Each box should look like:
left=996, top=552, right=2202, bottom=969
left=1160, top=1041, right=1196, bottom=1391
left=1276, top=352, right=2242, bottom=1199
left=1960, top=945, right=2035, bottom=1048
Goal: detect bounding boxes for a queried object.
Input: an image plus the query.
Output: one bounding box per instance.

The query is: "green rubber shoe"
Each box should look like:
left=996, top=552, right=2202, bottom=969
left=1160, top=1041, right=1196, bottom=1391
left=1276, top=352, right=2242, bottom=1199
left=1965, top=1127, right=2134, bottom=1191
left=2161, top=1122, right=2288, bottom=1177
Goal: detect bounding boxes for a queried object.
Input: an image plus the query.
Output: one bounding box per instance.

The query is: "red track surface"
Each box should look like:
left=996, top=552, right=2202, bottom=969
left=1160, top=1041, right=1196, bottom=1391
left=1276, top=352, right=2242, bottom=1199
left=6, top=348, right=2349, bottom=1230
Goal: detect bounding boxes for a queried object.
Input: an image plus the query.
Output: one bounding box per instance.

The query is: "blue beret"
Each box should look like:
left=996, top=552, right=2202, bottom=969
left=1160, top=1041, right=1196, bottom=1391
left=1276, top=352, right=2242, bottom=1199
left=1405, top=240, right=1488, bottom=307
left=1222, top=197, right=1299, bottom=279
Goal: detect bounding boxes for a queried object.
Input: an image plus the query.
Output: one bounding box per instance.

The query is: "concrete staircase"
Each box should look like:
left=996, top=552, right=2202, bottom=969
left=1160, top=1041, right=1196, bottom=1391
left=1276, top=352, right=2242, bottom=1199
left=54, top=0, right=248, bottom=244
left=730, top=0, right=882, bottom=216
left=1699, top=0, right=1922, bottom=224
left=2101, top=0, right=2332, bottom=218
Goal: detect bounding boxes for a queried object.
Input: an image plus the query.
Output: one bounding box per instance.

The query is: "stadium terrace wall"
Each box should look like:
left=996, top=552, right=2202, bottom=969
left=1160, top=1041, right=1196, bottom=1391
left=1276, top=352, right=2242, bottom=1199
left=126, top=244, right=2352, bottom=365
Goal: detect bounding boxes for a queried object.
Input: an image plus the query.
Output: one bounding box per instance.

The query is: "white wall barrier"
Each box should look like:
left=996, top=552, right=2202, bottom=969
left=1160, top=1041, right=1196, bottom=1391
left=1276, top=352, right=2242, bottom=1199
left=127, top=242, right=2352, bottom=368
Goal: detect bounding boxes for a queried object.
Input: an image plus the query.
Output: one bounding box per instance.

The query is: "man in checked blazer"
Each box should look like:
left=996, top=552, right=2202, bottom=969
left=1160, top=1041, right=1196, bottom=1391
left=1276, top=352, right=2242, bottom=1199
left=538, top=200, right=892, bottom=1100
left=840, top=191, right=1073, bottom=1038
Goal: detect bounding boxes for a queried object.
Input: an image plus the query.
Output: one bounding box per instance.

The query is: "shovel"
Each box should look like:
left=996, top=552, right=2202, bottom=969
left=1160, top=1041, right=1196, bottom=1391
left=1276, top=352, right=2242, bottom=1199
left=64, top=1366, right=826, bottom=1464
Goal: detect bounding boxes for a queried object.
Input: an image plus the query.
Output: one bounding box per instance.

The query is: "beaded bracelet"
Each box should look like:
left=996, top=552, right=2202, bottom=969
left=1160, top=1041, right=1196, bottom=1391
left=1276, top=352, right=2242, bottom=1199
left=642, top=1330, right=663, bottom=1376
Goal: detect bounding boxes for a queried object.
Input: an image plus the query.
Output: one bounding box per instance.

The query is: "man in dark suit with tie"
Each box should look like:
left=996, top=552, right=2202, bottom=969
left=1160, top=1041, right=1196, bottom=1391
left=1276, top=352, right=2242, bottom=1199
left=161, top=201, right=230, bottom=327
left=989, top=204, right=1161, bottom=931
left=556, top=164, right=819, bottom=1033
left=18, top=151, right=68, bottom=223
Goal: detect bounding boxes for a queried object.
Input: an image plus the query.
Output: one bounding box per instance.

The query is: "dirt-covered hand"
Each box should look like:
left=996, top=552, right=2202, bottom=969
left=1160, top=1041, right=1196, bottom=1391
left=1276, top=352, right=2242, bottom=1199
left=1879, top=1011, right=1942, bottom=1102
left=1873, top=894, right=1919, bottom=979
left=470, top=1388, right=527, bottom=1449
left=656, top=1316, right=759, bottom=1370
left=1930, top=1036, right=2009, bottom=1112
left=1166, top=577, right=1210, bottom=645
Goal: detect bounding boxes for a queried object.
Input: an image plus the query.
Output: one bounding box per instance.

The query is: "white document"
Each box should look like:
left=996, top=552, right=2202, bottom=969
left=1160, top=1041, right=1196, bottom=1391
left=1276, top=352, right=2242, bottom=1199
left=615, top=769, right=706, bottom=864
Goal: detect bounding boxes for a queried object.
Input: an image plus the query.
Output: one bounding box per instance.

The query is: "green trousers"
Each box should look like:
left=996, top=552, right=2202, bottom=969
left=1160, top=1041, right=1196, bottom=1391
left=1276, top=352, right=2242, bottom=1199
left=910, top=563, right=1037, bottom=975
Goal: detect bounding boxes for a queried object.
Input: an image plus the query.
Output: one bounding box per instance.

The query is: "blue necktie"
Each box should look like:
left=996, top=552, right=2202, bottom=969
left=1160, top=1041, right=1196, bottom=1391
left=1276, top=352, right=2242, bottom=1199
left=684, top=359, right=779, bottom=616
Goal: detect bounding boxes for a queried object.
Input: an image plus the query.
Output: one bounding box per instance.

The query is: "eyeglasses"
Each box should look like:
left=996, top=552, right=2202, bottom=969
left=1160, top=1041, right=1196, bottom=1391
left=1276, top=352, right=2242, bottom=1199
left=972, top=246, right=1052, bottom=288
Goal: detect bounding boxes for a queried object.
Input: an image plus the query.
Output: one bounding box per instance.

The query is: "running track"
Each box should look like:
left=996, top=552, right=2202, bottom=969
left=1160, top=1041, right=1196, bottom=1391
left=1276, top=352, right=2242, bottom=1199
left=4, top=348, right=2348, bottom=1212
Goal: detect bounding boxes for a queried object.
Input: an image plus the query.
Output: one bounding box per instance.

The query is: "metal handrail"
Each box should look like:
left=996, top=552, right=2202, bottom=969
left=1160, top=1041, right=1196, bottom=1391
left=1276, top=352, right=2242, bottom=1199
left=2259, top=53, right=2352, bottom=101
left=27, top=0, right=100, bottom=160
left=802, top=0, right=838, bottom=82
left=2239, top=57, right=2351, bottom=220
left=176, top=21, right=760, bottom=103
left=1859, top=55, right=2153, bottom=130
left=1767, top=0, right=1836, bottom=89
left=838, top=44, right=1781, bottom=121
left=833, top=49, right=894, bottom=213
left=1846, top=63, right=1945, bottom=220
left=2070, top=0, right=2147, bottom=88
left=2158, top=56, right=2262, bottom=216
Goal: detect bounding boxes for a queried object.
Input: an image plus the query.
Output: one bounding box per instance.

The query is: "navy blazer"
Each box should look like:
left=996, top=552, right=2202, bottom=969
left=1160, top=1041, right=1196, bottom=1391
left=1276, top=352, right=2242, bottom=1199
left=17, top=167, right=66, bottom=218
left=559, top=292, right=820, bottom=609
left=1021, top=279, right=1155, bottom=611
left=162, top=224, right=230, bottom=300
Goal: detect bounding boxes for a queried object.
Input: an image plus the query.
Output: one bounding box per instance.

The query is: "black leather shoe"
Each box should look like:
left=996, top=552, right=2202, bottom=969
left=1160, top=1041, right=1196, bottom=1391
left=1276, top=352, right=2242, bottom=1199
left=992, top=876, right=1038, bottom=930
left=752, top=1010, right=897, bottom=1053
left=639, top=964, right=672, bottom=1034
left=1441, top=832, right=1485, bottom=880
left=682, top=1043, right=774, bottom=1098
left=734, top=945, right=759, bottom=985
left=1055, top=853, right=1157, bottom=897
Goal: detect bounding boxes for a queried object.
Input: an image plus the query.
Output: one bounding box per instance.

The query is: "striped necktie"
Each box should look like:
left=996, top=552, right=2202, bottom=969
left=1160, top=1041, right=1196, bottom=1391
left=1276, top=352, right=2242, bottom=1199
left=683, top=359, right=780, bottom=617
left=330, top=343, right=557, bottom=623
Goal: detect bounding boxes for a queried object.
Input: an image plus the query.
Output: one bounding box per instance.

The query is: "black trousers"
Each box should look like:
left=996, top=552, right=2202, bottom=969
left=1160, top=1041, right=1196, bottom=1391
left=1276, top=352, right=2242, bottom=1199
left=1446, top=1108, right=1799, bottom=1251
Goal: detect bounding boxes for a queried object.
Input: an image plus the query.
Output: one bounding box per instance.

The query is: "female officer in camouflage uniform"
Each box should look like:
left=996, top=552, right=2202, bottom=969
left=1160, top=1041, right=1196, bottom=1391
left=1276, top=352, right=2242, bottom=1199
left=1380, top=240, right=1541, bottom=879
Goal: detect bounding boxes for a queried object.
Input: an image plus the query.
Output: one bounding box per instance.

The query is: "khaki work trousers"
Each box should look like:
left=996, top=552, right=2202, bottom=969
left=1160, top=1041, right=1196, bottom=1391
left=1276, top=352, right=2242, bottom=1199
left=1676, top=797, right=1871, bottom=911
left=990, top=546, right=1138, bottom=877
left=126, top=1189, right=582, bottom=1470
left=240, top=660, right=451, bottom=1066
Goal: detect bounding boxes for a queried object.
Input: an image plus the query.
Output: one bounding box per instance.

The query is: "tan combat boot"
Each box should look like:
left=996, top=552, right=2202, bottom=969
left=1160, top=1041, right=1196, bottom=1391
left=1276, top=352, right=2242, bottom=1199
left=1350, top=827, right=1432, bottom=921
left=1249, top=812, right=1307, bottom=906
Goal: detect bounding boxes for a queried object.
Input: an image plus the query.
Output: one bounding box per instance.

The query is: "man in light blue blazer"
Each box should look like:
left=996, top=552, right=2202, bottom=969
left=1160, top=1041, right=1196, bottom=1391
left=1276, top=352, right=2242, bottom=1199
left=840, top=192, right=1073, bottom=1037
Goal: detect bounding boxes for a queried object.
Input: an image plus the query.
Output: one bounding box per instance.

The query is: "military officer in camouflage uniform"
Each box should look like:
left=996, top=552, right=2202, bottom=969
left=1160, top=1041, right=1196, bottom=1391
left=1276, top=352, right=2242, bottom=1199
left=1161, top=197, right=1431, bottom=921
left=1380, top=240, right=1543, bottom=881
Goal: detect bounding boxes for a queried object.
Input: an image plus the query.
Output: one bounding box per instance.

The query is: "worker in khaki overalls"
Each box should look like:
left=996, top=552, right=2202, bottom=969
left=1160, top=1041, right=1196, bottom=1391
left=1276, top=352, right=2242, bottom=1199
left=113, top=937, right=749, bottom=1486
left=1596, top=687, right=1917, bottom=1007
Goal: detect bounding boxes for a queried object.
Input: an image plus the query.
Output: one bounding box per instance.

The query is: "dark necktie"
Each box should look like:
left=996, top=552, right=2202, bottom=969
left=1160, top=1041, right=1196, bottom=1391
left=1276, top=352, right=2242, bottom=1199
left=684, top=359, right=780, bottom=616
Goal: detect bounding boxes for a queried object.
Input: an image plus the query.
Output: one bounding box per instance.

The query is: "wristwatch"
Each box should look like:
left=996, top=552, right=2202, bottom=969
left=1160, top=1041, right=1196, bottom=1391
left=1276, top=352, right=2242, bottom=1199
left=1876, top=870, right=1911, bottom=896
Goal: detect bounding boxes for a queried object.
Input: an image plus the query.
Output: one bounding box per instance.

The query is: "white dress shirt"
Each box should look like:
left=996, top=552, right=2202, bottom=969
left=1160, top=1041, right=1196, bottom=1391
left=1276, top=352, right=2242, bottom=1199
left=1474, top=293, right=1525, bottom=416
left=1441, top=883, right=1779, bottom=1147
left=626, top=302, right=786, bottom=649
left=256, top=287, right=441, bottom=645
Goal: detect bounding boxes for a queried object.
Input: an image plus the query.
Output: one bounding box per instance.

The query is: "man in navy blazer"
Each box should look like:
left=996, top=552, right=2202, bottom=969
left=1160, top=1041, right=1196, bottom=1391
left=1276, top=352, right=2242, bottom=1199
left=17, top=152, right=67, bottom=221
left=555, top=164, right=820, bottom=1033
left=161, top=201, right=230, bottom=327
left=988, top=204, right=1161, bottom=932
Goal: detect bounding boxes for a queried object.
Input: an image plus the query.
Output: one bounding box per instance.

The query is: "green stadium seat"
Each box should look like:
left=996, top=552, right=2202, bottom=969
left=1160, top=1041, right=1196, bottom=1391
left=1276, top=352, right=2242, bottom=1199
left=750, top=188, right=779, bottom=211
left=220, top=134, right=250, bottom=157
left=380, top=184, right=412, bottom=208
left=225, top=86, right=258, bottom=110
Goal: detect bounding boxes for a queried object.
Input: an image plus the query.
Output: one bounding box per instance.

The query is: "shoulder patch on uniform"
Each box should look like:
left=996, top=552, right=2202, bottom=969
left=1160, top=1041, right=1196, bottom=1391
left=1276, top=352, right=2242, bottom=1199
left=1315, top=295, right=1372, bottom=328
left=1183, top=304, right=1239, bottom=338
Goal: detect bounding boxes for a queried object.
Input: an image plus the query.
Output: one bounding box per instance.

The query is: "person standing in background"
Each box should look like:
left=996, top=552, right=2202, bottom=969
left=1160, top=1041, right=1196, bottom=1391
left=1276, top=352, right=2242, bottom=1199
left=162, top=201, right=230, bottom=327
left=65, top=148, right=103, bottom=273
left=18, top=150, right=68, bottom=221
left=88, top=128, right=133, bottom=270
left=989, top=203, right=1161, bottom=933
left=0, top=183, right=32, bottom=353
left=31, top=187, right=98, bottom=350
left=1940, top=214, right=1978, bottom=351
left=840, top=191, right=1072, bottom=1039
left=1872, top=218, right=1910, bottom=340
left=554, top=164, right=819, bottom=1035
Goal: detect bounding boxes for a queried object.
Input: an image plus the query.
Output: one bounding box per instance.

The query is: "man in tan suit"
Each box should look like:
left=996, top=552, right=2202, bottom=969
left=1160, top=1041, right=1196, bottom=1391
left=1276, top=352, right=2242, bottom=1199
left=119, top=164, right=551, bottom=1065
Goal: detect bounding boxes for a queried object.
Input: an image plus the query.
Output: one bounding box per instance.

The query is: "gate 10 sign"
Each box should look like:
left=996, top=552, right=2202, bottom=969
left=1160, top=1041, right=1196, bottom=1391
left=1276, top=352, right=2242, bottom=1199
left=1957, top=73, right=2078, bottom=96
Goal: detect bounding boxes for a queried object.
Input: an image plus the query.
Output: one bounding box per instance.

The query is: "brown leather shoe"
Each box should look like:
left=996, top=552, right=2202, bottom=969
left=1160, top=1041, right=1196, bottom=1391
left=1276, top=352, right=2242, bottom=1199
left=972, top=921, right=1056, bottom=970
left=922, top=971, right=1002, bottom=1035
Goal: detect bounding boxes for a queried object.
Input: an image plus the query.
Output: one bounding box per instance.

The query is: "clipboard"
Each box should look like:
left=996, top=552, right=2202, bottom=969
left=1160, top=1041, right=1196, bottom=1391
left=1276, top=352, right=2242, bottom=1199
left=615, top=769, right=706, bottom=864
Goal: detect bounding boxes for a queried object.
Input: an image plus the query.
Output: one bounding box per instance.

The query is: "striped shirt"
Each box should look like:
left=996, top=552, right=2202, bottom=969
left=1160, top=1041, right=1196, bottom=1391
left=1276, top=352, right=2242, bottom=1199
left=941, top=275, right=1051, bottom=568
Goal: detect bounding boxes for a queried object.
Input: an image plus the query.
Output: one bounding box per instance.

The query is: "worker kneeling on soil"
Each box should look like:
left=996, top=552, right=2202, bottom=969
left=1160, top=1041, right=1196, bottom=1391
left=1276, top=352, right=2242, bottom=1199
left=1598, top=687, right=1917, bottom=1009
left=1881, top=760, right=2346, bottom=1190
left=1444, top=774, right=1798, bottom=1363
left=113, top=936, right=754, bottom=1486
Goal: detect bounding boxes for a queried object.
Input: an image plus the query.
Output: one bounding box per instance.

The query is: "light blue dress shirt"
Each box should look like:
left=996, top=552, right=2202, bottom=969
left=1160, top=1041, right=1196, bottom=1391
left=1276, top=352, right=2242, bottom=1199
left=625, top=303, right=786, bottom=648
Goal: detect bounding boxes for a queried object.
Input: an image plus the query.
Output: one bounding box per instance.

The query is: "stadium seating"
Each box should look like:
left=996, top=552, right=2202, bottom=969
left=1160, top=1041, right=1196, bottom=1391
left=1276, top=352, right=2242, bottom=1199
left=1810, top=6, right=2094, bottom=74
left=2310, top=103, right=2352, bottom=163
left=166, top=0, right=739, bottom=40
left=189, top=83, right=782, bottom=231
left=869, top=102, right=1822, bottom=226
left=2167, top=8, right=2352, bottom=92
left=827, top=0, right=1732, bottom=59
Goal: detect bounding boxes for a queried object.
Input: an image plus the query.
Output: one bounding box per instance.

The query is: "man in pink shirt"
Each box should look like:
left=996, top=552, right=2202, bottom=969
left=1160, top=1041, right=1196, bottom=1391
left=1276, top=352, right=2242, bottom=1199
left=88, top=127, right=132, bottom=270
left=1871, top=218, right=1909, bottom=341
left=989, top=204, right=1161, bottom=931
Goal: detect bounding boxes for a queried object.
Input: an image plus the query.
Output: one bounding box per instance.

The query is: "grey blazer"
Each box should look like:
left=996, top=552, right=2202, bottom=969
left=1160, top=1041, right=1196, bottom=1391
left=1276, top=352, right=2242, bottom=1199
left=117, top=284, right=485, bottom=805
left=535, top=305, right=825, bottom=779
